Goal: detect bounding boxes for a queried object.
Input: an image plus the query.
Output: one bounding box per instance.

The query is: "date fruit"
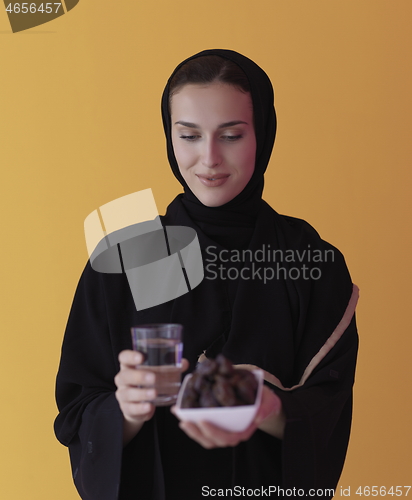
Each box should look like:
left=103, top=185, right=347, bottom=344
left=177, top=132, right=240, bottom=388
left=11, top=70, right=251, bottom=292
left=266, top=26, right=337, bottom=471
left=181, top=354, right=258, bottom=408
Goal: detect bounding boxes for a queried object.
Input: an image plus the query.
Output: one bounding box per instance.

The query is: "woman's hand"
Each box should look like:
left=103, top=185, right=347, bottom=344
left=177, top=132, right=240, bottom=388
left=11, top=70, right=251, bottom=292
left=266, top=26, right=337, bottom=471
left=254, top=385, right=285, bottom=439
left=171, top=385, right=284, bottom=449
left=115, top=350, right=189, bottom=446
left=115, top=350, right=156, bottom=445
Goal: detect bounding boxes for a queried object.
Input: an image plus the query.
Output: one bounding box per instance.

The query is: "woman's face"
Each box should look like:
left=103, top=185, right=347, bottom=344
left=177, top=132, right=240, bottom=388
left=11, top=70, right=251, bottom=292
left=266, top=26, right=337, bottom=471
left=171, top=83, right=256, bottom=207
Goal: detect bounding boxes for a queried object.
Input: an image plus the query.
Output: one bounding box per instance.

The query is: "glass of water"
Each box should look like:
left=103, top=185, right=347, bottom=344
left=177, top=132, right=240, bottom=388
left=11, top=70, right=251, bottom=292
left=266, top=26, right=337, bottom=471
left=131, top=323, right=183, bottom=406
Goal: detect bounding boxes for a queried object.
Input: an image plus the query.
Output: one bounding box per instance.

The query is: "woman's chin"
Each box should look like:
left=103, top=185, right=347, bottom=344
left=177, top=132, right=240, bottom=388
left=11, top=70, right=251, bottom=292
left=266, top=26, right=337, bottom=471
left=196, top=193, right=233, bottom=207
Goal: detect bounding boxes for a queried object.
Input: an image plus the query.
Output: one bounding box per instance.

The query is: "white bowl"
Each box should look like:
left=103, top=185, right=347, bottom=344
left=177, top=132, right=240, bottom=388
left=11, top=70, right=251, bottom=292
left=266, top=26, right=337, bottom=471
left=174, top=369, right=264, bottom=432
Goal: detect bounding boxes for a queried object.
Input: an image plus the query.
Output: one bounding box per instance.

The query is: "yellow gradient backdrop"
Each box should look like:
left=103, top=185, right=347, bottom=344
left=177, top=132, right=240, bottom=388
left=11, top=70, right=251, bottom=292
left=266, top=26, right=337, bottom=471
left=1, top=1, right=411, bottom=498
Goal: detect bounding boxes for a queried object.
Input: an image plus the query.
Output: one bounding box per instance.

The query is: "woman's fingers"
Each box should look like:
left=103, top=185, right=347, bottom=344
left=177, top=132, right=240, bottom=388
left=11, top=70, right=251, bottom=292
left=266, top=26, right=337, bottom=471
left=115, top=351, right=190, bottom=424
left=118, top=350, right=189, bottom=374
left=115, top=367, right=155, bottom=387
left=115, top=350, right=156, bottom=422
left=181, top=358, right=190, bottom=373
left=118, top=349, right=145, bottom=368
left=116, top=386, right=156, bottom=402
left=197, top=420, right=256, bottom=447
left=115, top=379, right=157, bottom=422
left=176, top=418, right=257, bottom=449
left=123, top=401, right=155, bottom=420
left=116, top=352, right=189, bottom=390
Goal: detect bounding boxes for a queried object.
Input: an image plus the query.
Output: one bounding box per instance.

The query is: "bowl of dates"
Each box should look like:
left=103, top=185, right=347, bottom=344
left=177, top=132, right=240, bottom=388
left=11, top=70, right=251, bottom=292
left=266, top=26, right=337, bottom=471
left=174, top=355, right=263, bottom=432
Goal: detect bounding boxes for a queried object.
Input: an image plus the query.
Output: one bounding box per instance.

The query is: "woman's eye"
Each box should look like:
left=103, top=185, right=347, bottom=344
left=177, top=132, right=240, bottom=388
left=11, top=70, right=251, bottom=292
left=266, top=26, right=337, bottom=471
left=222, top=135, right=243, bottom=142
left=179, top=135, right=199, bottom=141
left=178, top=134, right=243, bottom=142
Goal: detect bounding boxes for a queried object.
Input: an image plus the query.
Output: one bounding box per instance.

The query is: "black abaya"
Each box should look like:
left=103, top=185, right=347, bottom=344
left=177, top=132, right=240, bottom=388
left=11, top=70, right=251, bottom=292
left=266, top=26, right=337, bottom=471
left=54, top=49, right=359, bottom=500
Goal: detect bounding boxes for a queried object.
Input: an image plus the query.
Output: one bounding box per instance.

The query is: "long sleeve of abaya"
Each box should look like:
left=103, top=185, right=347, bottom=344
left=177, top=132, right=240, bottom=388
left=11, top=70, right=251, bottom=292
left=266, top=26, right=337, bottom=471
left=262, top=246, right=359, bottom=496
left=272, top=314, right=358, bottom=493
left=276, top=261, right=358, bottom=494
left=54, top=264, right=125, bottom=500
left=54, top=261, right=186, bottom=500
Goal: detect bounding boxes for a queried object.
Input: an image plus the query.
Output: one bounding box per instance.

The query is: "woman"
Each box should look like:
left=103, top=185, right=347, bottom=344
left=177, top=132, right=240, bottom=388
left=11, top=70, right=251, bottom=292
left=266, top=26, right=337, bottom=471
left=55, top=49, right=359, bottom=500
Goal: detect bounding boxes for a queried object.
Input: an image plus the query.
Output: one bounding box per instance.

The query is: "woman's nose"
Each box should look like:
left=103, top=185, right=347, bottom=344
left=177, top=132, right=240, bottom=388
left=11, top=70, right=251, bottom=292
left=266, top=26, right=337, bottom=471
left=201, top=139, right=221, bottom=168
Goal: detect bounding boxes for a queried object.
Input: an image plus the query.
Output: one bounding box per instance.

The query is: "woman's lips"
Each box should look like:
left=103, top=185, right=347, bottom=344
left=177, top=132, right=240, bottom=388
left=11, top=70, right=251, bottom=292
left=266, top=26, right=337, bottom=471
left=196, top=174, right=230, bottom=187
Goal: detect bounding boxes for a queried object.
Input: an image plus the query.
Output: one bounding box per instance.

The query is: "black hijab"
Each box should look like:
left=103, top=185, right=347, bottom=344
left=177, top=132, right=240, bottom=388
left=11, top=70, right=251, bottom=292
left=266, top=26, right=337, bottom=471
left=160, top=49, right=355, bottom=388
left=161, top=49, right=277, bottom=242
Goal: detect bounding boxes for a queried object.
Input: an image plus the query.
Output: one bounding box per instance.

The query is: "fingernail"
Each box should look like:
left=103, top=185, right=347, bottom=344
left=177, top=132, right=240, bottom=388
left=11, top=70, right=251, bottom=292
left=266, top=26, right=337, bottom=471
left=145, top=373, right=155, bottom=383
left=147, top=389, right=156, bottom=399
left=137, top=350, right=147, bottom=362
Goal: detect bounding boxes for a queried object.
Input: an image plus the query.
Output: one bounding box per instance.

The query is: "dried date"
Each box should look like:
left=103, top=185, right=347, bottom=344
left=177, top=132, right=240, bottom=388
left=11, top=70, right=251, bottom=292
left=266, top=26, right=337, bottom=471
left=182, top=355, right=258, bottom=408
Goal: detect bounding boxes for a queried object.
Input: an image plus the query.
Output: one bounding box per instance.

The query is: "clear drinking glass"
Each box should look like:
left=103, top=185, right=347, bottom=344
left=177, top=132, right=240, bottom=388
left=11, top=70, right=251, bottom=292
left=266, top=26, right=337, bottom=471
left=131, top=323, right=183, bottom=406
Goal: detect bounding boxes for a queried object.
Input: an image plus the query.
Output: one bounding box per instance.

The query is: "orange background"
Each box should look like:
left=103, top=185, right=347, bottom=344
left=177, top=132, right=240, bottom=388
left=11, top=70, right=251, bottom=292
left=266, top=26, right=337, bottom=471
left=0, top=1, right=411, bottom=498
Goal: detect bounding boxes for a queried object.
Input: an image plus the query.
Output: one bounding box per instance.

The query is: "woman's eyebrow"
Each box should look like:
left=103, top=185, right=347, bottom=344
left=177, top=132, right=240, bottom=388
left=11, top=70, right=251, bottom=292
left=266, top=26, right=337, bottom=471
left=174, top=120, right=248, bottom=128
